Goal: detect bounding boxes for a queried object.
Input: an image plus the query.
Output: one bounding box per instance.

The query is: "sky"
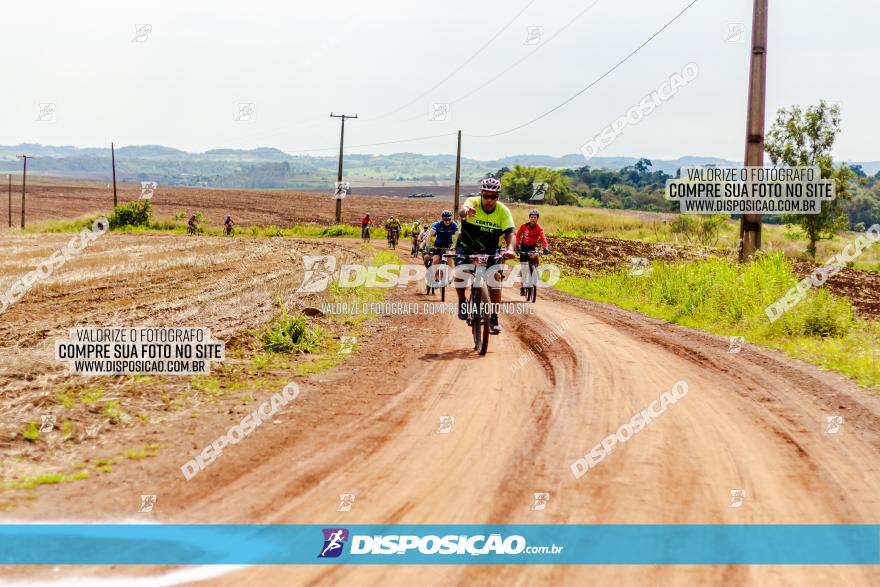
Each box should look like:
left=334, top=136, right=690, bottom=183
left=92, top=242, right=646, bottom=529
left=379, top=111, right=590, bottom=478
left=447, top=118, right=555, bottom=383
left=2, top=0, right=878, bottom=162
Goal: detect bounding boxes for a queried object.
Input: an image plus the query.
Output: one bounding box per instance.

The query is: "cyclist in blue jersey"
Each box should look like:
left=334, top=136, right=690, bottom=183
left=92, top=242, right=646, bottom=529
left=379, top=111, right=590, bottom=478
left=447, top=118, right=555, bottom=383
left=429, top=210, right=460, bottom=270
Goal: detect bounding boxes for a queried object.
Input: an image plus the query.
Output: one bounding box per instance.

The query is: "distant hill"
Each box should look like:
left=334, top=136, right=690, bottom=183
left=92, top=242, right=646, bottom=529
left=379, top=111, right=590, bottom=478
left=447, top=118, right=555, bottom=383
left=0, top=144, right=874, bottom=189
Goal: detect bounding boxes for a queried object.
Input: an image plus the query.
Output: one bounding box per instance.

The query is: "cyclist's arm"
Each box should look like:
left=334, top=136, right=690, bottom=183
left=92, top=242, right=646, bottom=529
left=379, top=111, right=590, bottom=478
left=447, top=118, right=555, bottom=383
left=503, top=230, right=516, bottom=256
left=539, top=228, right=549, bottom=249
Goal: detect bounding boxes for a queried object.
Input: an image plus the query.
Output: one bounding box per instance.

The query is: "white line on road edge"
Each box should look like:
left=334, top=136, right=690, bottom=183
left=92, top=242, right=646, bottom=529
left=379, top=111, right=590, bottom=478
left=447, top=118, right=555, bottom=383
left=0, top=520, right=248, bottom=587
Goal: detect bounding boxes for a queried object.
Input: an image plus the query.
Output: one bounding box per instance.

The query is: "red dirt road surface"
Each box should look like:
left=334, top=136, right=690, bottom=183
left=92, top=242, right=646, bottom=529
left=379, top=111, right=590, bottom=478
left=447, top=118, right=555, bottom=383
left=1, top=234, right=880, bottom=585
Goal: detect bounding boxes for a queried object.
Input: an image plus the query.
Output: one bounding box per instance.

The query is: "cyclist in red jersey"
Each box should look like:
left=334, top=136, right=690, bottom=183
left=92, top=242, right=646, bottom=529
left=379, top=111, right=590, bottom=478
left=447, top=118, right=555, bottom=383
left=361, top=213, right=373, bottom=241
left=516, top=209, right=550, bottom=296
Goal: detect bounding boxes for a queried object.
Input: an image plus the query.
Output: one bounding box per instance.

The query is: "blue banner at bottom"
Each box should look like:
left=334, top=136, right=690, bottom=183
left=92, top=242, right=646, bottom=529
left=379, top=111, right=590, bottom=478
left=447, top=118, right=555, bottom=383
left=0, top=524, right=878, bottom=565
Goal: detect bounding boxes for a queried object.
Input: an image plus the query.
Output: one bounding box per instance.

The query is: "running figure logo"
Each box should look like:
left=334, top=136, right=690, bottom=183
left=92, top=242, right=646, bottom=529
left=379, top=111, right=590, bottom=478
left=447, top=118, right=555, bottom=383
left=629, top=257, right=650, bottom=276
left=39, top=414, right=56, bottom=433
left=140, top=181, right=157, bottom=200
left=531, top=182, right=549, bottom=201
left=298, top=255, right=337, bottom=293
left=438, top=416, right=455, bottom=434
left=337, top=493, right=356, bottom=512
left=727, top=336, right=744, bottom=354
left=139, top=494, right=157, bottom=513
left=824, top=415, right=843, bottom=435
left=318, top=528, right=349, bottom=558
left=728, top=489, right=746, bottom=508
left=530, top=492, right=550, bottom=511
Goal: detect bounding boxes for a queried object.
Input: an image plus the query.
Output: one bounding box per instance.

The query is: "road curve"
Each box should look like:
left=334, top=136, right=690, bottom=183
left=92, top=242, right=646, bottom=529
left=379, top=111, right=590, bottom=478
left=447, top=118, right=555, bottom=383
left=206, top=278, right=880, bottom=586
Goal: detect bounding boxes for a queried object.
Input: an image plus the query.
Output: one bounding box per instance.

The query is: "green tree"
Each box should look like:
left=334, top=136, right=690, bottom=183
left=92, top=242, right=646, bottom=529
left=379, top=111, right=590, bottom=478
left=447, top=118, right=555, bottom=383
left=498, top=165, right=577, bottom=205
left=764, top=100, right=855, bottom=258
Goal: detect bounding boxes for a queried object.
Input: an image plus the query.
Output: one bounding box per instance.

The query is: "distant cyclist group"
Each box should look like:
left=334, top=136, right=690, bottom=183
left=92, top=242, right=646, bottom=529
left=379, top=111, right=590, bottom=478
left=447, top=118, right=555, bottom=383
left=365, top=176, right=550, bottom=337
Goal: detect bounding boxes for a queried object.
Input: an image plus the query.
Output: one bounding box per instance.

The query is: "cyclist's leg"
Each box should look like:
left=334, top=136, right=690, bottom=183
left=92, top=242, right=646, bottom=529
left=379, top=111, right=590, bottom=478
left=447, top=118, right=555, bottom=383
left=453, top=253, right=472, bottom=319
left=488, top=255, right=505, bottom=333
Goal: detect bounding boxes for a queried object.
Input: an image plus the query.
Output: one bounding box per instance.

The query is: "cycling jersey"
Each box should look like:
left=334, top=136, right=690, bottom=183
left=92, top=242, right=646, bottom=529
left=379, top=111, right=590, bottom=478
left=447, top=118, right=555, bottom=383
left=430, top=219, right=459, bottom=248
left=457, top=196, right=515, bottom=253
left=419, top=229, right=432, bottom=248
left=361, top=216, right=372, bottom=227
left=385, top=219, right=401, bottom=231
left=516, top=222, right=548, bottom=248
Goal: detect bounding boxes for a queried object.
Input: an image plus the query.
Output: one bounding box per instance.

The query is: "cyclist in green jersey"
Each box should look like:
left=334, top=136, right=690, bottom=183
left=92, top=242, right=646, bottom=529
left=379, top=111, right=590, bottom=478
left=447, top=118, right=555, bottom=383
left=454, top=177, right=516, bottom=334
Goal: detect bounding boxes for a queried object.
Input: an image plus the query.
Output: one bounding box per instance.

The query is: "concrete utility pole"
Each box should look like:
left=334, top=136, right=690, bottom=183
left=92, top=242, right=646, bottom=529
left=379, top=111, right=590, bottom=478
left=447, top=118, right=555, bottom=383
left=16, top=155, right=32, bottom=229
left=330, top=113, right=357, bottom=224
left=111, top=142, right=118, bottom=208
left=739, top=0, right=768, bottom=261
left=453, top=130, right=462, bottom=213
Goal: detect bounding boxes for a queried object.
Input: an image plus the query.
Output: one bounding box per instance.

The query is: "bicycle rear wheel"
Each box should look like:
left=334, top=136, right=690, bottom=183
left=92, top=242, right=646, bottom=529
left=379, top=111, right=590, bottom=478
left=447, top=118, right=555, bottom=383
left=470, top=286, right=489, bottom=355
left=528, top=261, right=538, bottom=303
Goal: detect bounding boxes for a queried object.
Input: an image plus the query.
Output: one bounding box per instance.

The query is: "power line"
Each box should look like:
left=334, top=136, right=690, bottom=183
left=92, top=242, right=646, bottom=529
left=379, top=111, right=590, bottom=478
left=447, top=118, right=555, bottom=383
left=365, top=0, right=538, bottom=122
left=205, top=1, right=536, bottom=144
left=451, top=0, right=603, bottom=106
left=466, top=0, right=701, bottom=139
left=381, top=0, right=603, bottom=127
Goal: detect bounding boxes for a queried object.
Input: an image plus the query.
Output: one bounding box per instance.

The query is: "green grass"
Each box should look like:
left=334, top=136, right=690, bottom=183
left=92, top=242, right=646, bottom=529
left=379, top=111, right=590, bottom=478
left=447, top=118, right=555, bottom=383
left=191, top=376, right=223, bottom=397
left=21, top=422, right=40, bottom=442
left=556, top=252, right=879, bottom=391
left=25, top=215, right=374, bottom=239
left=55, top=391, right=75, bottom=409
left=103, top=400, right=123, bottom=423
left=80, top=387, right=104, bottom=404
left=123, top=445, right=159, bottom=460
left=251, top=353, right=270, bottom=370
left=259, top=295, right=325, bottom=353
left=3, top=472, right=88, bottom=491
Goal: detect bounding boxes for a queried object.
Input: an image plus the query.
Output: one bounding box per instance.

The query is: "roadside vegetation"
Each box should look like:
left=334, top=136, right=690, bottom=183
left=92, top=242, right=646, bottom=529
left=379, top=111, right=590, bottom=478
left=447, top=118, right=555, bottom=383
left=557, top=253, right=879, bottom=391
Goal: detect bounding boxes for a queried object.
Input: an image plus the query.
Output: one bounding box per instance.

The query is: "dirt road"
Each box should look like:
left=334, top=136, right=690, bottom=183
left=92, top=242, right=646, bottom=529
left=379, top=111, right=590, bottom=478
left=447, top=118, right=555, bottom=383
left=2, top=237, right=880, bottom=585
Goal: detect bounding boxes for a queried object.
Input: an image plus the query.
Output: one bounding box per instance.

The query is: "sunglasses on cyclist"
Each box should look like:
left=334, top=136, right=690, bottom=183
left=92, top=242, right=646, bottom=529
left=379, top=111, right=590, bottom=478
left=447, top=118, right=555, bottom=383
left=481, top=192, right=499, bottom=200
left=443, top=219, right=452, bottom=222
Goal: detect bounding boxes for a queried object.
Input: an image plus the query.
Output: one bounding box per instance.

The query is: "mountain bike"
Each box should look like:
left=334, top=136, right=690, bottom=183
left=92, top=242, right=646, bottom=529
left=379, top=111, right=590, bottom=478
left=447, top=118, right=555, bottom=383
left=224, top=224, right=234, bottom=236
left=520, top=248, right=550, bottom=303
left=388, top=228, right=400, bottom=249
left=444, top=250, right=505, bottom=356
left=187, top=223, right=198, bottom=236
left=411, top=234, right=420, bottom=257
left=361, top=226, right=371, bottom=243
left=426, top=246, right=453, bottom=301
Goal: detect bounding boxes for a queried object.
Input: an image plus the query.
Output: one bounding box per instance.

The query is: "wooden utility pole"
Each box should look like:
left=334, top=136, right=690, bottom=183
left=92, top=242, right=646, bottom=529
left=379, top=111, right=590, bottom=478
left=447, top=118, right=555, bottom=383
left=739, top=0, right=768, bottom=261
left=111, top=142, right=118, bottom=208
left=7, top=174, right=11, bottom=228
left=16, top=155, right=32, bottom=229
left=330, top=113, right=357, bottom=224
left=453, top=130, right=462, bottom=213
